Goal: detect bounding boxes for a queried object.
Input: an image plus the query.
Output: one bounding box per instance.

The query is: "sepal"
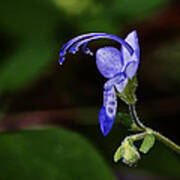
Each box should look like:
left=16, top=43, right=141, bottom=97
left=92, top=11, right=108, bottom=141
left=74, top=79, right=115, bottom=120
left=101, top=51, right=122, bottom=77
left=117, top=75, right=137, bottom=104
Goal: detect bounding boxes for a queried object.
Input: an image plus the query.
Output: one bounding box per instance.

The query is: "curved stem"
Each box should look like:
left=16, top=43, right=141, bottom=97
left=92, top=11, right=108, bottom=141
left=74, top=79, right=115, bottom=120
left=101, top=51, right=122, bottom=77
left=150, top=129, right=180, bottom=154
left=129, top=104, right=146, bottom=130
left=129, top=103, right=180, bottom=155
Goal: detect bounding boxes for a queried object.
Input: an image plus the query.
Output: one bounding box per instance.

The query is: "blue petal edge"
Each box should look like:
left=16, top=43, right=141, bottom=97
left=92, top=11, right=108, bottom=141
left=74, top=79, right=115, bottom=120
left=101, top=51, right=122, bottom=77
left=121, top=30, right=140, bottom=70
left=99, top=106, right=115, bottom=136
left=125, top=61, right=138, bottom=79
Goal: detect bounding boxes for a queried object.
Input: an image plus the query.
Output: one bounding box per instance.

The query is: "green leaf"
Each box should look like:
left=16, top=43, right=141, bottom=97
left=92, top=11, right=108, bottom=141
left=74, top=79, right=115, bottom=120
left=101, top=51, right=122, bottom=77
left=114, top=146, right=123, bottom=163
left=117, top=75, right=137, bottom=104
left=116, top=113, right=142, bottom=132
left=0, top=0, right=59, bottom=94
left=116, top=113, right=133, bottom=128
left=0, top=128, right=115, bottom=180
left=140, top=134, right=155, bottom=154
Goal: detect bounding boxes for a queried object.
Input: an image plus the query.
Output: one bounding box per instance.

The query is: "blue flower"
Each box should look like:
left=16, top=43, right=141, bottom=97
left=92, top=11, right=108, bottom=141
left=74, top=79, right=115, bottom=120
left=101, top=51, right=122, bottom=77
left=59, top=30, right=140, bottom=136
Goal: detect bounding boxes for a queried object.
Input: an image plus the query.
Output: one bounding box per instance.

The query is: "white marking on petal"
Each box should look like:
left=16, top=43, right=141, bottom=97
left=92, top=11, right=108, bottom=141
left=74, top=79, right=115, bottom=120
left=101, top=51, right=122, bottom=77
left=104, top=87, right=117, bottom=119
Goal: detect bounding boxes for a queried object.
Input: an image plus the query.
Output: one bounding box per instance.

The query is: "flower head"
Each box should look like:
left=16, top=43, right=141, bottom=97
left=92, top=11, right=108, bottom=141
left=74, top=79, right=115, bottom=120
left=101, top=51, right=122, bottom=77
left=59, top=30, right=140, bottom=136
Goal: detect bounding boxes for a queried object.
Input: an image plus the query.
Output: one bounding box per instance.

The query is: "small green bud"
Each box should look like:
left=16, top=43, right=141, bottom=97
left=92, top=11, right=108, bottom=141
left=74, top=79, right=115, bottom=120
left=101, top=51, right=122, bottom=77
left=114, top=138, right=140, bottom=166
left=122, top=139, right=140, bottom=166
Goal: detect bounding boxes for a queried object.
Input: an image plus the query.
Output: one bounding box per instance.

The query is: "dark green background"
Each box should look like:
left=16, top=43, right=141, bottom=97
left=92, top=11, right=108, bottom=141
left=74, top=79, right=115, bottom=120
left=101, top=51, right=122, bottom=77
left=0, top=0, right=180, bottom=179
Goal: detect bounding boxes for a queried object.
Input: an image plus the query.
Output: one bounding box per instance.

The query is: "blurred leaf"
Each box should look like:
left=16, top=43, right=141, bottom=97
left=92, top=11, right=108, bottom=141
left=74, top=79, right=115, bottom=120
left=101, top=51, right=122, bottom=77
left=0, top=40, right=54, bottom=92
left=79, top=0, right=170, bottom=33
left=116, top=112, right=133, bottom=128
left=53, top=0, right=92, bottom=15
left=0, top=128, right=115, bottom=180
left=0, top=0, right=59, bottom=94
left=140, top=134, right=155, bottom=154
left=108, top=0, right=170, bottom=22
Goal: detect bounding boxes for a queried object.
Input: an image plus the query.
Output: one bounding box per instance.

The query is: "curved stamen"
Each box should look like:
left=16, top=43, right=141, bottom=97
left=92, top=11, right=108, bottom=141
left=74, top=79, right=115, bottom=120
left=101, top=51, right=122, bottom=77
left=82, top=42, right=93, bottom=56
left=59, top=33, right=106, bottom=65
left=59, top=33, right=134, bottom=65
left=70, top=34, right=133, bottom=57
left=68, top=33, right=106, bottom=54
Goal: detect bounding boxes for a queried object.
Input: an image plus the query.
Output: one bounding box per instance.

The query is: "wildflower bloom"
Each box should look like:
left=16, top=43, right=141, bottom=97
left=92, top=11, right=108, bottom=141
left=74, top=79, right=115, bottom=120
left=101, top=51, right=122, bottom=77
left=59, top=30, right=140, bottom=136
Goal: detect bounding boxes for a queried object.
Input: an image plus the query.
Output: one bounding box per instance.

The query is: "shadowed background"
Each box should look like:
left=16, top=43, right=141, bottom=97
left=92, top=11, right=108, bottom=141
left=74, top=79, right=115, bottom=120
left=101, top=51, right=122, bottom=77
left=0, top=0, right=180, bottom=179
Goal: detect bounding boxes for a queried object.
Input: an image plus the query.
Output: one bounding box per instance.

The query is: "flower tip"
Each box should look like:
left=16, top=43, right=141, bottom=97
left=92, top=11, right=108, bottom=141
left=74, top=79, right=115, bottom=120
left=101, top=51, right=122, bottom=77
left=132, top=29, right=137, bottom=34
left=99, top=106, right=114, bottom=136
left=101, top=126, right=110, bottom=136
left=69, top=46, right=77, bottom=54
left=58, top=58, right=64, bottom=65
left=129, top=30, right=138, bottom=37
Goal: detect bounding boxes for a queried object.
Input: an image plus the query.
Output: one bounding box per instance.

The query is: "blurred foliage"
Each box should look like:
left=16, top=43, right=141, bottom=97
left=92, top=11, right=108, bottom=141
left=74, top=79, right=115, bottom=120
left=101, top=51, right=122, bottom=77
left=0, top=128, right=115, bottom=180
left=0, top=0, right=59, bottom=94
left=144, top=36, right=180, bottom=92
left=117, top=112, right=133, bottom=128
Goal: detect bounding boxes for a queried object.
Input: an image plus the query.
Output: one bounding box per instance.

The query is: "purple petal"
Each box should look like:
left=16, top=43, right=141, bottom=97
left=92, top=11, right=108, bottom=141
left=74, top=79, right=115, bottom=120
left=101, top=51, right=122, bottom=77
left=99, top=106, right=115, bottom=136
left=96, top=47, right=123, bottom=78
left=115, top=77, right=128, bottom=93
left=125, top=61, right=138, bottom=79
left=99, top=87, right=117, bottom=136
left=121, top=30, right=140, bottom=72
left=103, top=72, right=128, bottom=93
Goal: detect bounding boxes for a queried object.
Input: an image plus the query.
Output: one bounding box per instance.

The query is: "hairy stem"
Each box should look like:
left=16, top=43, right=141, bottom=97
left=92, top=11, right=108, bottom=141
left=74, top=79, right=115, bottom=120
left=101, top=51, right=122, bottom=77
left=129, top=104, right=180, bottom=154
left=129, top=104, right=146, bottom=130
left=126, top=132, right=147, bottom=142
left=150, top=129, right=180, bottom=154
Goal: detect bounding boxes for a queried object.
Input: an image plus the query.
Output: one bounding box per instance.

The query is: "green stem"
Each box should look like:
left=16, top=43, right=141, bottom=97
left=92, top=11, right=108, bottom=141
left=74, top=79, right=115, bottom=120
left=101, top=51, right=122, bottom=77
left=150, top=129, right=180, bottom=154
left=129, top=104, right=146, bottom=130
left=126, top=132, right=147, bottom=142
left=129, top=104, right=180, bottom=155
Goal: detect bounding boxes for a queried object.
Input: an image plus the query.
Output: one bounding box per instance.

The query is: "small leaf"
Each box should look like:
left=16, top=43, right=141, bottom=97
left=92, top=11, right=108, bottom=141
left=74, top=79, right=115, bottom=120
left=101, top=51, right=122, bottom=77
left=116, top=113, right=133, bottom=128
left=114, top=146, right=123, bottom=162
left=117, top=75, right=137, bottom=104
left=140, top=134, right=155, bottom=154
left=116, top=113, right=142, bottom=132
